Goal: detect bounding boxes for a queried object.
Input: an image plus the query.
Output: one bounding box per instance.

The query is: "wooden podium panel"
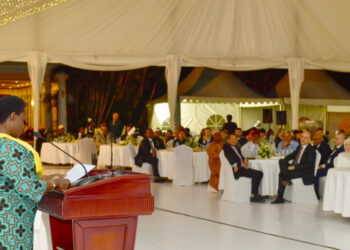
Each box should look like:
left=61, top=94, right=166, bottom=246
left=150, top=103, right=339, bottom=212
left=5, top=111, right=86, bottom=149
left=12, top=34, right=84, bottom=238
left=39, top=170, right=154, bottom=250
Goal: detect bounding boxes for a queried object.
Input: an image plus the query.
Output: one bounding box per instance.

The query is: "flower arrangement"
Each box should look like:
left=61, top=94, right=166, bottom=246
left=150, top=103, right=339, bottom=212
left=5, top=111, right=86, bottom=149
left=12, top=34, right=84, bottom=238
left=185, top=135, right=201, bottom=150
left=120, top=136, right=139, bottom=146
left=258, top=141, right=272, bottom=159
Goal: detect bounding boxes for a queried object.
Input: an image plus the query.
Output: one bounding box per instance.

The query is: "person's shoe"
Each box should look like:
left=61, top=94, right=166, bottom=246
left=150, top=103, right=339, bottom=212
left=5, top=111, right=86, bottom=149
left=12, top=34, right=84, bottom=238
left=250, top=195, right=265, bottom=203
left=282, top=180, right=293, bottom=186
left=154, top=177, right=165, bottom=183
left=271, top=196, right=284, bottom=204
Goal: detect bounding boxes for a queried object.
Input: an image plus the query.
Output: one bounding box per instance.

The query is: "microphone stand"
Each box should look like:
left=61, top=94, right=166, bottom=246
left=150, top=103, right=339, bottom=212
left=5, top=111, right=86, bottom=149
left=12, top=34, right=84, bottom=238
left=34, top=132, right=88, bottom=177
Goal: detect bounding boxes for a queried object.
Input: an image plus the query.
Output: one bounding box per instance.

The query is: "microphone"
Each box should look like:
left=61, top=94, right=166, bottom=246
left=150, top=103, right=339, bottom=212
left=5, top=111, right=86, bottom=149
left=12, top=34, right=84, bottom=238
left=34, top=132, right=88, bottom=177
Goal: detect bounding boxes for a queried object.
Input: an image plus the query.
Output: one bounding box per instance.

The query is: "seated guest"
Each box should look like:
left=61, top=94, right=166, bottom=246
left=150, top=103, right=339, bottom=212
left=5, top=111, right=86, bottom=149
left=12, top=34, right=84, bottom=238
left=135, top=129, right=164, bottom=183
left=165, top=129, right=174, bottom=142
left=266, top=129, right=275, bottom=145
left=315, top=132, right=345, bottom=197
left=35, top=126, right=47, bottom=155
left=223, top=134, right=265, bottom=203
left=274, top=128, right=284, bottom=149
left=57, top=124, right=65, bottom=142
left=120, top=124, right=133, bottom=141
left=241, top=131, right=260, bottom=158
left=220, top=129, right=229, bottom=143
left=24, top=126, right=34, bottom=141
left=292, top=130, right=302, bottom=143
left=77, top=126, right=86, bottom=140
left=207, top=132, right=225, bottom=191
left=199, top=128, right=212, bottom=148
left=185, top=128, right=192, bottom=138
left=272, top=131, right=316, bottom=204
left=313, top=131, right=331, bottom=166
left=259, top=128, right=267, bottom=142
left=174, top=131, right=187, bottom=147
left=222, top=115, right=237, bottom=135
left=85, top=117, right=95, bottom=138
left=276, top=131, right=299, bottom=155
left=95, top=124, right=114, bottom=151
left=316, top=127, right=329, bottom=142
left=235, top=128, right=247, bottom=149
left=334, top=138, right=350, bottom=168
left=153, top=129, right=166, bottom=149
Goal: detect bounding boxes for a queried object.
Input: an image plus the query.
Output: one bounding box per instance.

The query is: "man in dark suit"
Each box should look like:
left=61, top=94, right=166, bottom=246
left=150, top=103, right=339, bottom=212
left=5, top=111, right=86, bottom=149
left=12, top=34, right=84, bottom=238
left=153, top=129, right=165, bottom=150
left=272, top=131, right=316, bottom=204
left=313, top=131, right=331, bottom=166
left=135, top=128, right=164, bottom=183
left=223, top=134, right=265, bottom=203
left=235, top=128, right=247, bottom=149
left=315, top=132, right=345, bottom=196
left=222, top=115, right=237, bottom=135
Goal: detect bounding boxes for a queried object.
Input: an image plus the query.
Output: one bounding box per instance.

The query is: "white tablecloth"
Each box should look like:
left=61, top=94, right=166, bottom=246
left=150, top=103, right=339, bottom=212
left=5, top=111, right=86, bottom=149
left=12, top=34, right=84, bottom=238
left=40, top=142, right=79, bottom=165
left=323, top=168, right=350, bottom=217
left=248, top=158, right=280, bottom=196
left=157, top=150, right=210, bottom=182
left=34, top=211, right=52, bottom=250
left=97, top=144, right=138, bottom=168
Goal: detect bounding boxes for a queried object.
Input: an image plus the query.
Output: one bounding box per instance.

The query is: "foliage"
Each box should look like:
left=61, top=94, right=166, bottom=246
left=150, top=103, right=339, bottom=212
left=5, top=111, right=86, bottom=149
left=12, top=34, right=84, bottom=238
left=257, top=140, right=272, bottom=159
left=184, top=135, right=201, bottom=149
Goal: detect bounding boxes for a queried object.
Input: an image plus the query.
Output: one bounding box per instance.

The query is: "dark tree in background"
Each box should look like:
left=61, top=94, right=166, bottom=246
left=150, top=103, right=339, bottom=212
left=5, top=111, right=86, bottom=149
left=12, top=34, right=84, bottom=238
left=235, top=69, right=287, bottom=96
left=49, top=65, right=290, bottom=134
left=52, top=66, right=167, bottom=133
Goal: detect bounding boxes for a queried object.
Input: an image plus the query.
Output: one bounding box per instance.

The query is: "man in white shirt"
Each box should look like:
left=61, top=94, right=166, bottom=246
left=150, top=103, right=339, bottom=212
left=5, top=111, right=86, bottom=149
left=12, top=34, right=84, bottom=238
left=240, top=130, right=260, bottom=158
left=272, top=131, right=316, bottom=204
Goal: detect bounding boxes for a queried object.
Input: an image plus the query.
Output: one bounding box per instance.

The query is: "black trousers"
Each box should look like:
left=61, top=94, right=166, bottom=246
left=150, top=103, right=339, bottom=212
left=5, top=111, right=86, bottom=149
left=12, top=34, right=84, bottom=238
left=277, top=159, right=304, bottom=196
left=142, top=155, right=160, bottom=177
left=234, top=168, right=263, bottom=195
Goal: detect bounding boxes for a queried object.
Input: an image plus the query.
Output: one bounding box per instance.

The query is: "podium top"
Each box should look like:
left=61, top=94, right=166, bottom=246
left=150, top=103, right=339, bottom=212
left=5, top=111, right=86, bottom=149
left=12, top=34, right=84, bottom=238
left=39, top=170, right=154, bottom=220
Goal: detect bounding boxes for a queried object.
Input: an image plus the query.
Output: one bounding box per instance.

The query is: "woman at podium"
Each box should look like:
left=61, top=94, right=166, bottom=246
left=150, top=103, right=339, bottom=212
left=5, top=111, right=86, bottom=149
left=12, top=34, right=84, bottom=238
left=0, top=96, right=70, bottom=249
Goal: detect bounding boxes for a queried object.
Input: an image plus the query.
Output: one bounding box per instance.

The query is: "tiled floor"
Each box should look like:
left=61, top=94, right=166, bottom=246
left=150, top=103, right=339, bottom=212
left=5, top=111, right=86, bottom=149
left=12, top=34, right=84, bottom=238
left=42, top=166, right=348, bottom=250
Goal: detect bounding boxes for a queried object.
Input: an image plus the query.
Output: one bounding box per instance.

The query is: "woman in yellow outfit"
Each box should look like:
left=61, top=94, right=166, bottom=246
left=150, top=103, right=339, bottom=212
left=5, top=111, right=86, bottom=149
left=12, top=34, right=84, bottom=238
left=0, top=95, right=70, bottom=249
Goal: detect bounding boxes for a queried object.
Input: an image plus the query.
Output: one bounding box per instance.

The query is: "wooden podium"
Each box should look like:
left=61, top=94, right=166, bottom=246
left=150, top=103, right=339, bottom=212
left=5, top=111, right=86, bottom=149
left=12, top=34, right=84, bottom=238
left=38, top=170, right=154, bottom=250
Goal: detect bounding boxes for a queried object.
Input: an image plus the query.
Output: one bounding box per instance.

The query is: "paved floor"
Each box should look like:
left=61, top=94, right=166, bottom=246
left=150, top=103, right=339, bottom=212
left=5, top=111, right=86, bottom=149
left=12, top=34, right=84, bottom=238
left=42, top=166, right=349, bottom=250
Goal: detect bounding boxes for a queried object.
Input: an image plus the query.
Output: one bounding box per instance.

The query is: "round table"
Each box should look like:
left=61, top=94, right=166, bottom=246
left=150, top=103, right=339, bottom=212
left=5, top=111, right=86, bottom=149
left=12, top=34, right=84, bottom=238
left=157, top=150, right=210, bottom=182
left=97, top=144, right=139, bottom=168
left=323, top=168, right=350, bottom=217
left=248, top=158, right=281, bottom=196
left=40, top=142, right=79, bottom=164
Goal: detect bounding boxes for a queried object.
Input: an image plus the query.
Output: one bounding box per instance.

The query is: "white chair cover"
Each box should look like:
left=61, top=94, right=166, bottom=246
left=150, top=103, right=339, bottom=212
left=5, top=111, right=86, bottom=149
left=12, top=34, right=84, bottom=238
left=218, top=151, right=251, bottom=203
left=284, top=150, right=320, bottom=203
left=319, top=176, right=326, bottom=199
left=78, top=138, right=97, bottom=165
left=173, top=145, right=194, bottom=186
left=127, top=142, right=152, bottom=174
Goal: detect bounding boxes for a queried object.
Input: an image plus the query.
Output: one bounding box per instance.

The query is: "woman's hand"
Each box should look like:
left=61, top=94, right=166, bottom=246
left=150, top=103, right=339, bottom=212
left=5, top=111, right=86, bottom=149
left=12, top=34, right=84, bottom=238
left=53, top=178, right=71, bottom=190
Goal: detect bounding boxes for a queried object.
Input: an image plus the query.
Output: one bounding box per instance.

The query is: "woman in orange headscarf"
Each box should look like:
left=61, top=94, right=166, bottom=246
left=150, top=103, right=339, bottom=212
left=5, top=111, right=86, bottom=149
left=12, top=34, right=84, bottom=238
left=207, top=132, right=225, bottom=191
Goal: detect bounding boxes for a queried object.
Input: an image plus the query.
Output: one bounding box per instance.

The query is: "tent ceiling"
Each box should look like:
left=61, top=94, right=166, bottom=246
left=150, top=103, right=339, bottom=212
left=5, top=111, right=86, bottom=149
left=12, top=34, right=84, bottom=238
left=0, top=0, right=350, bottom=70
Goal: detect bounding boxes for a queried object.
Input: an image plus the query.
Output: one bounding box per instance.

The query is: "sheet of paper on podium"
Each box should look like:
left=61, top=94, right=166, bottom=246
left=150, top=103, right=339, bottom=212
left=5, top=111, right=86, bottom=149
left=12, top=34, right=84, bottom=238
left=64, top=164, right=95, bottom=183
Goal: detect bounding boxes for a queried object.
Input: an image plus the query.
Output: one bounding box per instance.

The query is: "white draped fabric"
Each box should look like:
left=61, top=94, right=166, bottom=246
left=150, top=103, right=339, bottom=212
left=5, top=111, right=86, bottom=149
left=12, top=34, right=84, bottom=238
left=27, top=52, right=47, bottom=133
left=287, top=58, right=304, bottom=130
left=1, top=0, right=350, bottom=128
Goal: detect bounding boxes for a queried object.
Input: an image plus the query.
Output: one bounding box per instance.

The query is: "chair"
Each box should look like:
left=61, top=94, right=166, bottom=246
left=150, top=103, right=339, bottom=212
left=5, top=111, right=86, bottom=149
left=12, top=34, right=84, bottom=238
left=284, top=150, right=321, bottom=203
left=78, top=138, right=97, bottom=165
left=218, top=151, right=251, bottom=202
left=319, top=176, right=327, bottom=199
left=173, top=145, right=194, bottom=186
left=127, top=142, right=153, bottom=174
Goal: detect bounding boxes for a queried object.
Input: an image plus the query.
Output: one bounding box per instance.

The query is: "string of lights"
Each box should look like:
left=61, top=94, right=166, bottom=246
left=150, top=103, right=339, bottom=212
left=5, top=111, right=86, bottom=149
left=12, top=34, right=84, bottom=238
left=0, top=0, right=67, bottom=26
